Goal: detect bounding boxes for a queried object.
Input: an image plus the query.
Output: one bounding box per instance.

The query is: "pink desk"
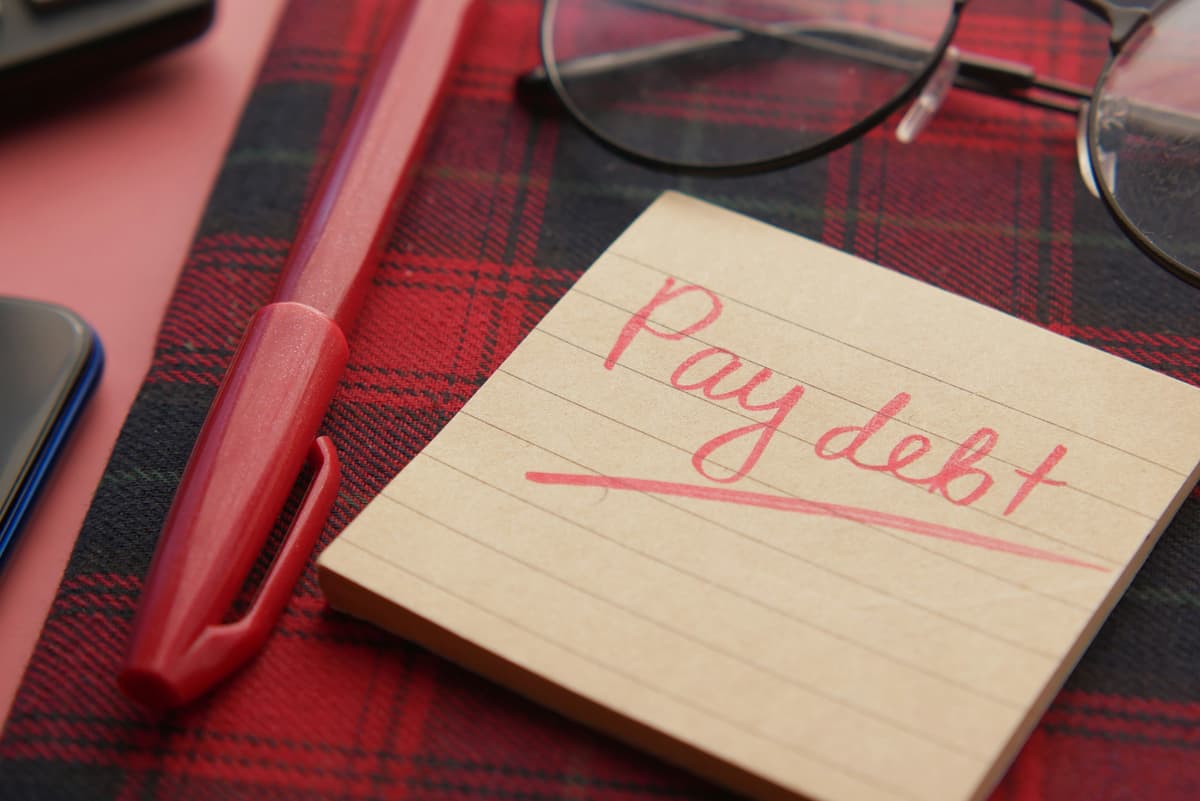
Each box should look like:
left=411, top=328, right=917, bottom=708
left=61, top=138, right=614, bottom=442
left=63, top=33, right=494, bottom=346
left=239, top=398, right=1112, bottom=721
left=0, top=0, right=287, bottom=727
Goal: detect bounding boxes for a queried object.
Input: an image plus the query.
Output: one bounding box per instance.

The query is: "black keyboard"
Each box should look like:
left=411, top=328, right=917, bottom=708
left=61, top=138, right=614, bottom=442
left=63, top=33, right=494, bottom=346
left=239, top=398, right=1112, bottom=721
left=0, top=0, right=214, bottom=100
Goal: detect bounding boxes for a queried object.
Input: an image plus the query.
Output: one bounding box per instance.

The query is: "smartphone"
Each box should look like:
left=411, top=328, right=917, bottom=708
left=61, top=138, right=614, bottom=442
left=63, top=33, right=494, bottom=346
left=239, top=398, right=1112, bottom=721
left=0, top=297, right=103, bottom=567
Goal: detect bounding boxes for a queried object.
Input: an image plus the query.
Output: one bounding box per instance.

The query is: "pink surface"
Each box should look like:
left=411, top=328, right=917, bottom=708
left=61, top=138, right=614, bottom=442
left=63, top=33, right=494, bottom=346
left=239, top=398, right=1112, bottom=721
left=0, top=0, right=287, bottom=728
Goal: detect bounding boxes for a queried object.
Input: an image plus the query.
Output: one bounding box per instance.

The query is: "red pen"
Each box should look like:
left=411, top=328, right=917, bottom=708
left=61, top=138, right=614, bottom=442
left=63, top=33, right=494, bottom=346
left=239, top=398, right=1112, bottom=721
left=118, top=0, right=482, bottom=711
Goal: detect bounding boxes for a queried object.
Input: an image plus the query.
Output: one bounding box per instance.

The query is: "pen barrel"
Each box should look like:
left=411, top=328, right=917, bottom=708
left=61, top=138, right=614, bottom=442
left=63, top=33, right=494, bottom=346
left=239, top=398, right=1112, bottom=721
left=121, top=302, right=346, bottom=709
left=272, top=0, right=481, bottom=329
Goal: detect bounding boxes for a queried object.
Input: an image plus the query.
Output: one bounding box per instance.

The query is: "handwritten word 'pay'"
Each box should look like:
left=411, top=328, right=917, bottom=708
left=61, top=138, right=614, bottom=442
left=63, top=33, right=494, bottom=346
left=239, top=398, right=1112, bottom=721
left=603, top=277, right=1068, bottom=516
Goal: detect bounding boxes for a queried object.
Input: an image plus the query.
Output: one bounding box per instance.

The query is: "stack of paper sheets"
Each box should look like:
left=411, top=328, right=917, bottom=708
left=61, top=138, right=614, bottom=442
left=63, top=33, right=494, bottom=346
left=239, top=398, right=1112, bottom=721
left=319, top=192, right=1200, bottom=801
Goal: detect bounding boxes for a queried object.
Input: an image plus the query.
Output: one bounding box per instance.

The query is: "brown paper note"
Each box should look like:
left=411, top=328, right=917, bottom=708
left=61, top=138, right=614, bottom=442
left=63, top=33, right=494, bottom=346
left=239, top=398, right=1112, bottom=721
left=317, top=192, right=1200, bottom=801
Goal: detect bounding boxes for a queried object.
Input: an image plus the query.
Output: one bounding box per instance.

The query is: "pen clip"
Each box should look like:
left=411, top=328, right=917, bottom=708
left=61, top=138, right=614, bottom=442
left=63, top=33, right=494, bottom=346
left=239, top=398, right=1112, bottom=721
left=179, top=436, right=340, bottom=693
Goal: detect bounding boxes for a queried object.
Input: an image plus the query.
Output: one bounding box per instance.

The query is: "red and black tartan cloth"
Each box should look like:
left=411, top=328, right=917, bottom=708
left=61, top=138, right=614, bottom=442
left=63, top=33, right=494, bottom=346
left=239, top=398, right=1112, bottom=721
left=3, top=0, right=1198, bottom=799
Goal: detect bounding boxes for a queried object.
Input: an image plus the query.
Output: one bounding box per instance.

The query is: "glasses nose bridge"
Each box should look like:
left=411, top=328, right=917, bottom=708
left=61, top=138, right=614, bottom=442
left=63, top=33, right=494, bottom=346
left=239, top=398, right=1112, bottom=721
left=1065, top=0, right=1152, bottom=47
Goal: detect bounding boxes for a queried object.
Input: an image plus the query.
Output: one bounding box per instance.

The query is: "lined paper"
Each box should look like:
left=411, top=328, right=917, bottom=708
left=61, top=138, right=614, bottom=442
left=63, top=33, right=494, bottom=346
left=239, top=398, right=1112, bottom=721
left=317, top=192, right=1200, bottom=801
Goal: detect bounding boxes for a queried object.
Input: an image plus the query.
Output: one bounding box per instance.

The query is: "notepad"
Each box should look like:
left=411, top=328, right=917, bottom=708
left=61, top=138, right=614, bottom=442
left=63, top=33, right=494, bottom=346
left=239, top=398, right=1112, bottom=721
left=317, top=192, right=1200, bottom=801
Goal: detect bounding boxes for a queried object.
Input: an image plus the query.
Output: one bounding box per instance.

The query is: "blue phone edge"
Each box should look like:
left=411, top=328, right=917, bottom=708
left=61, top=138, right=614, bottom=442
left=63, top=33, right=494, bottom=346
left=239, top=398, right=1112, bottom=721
left=0, top=329, right=105, bottom=568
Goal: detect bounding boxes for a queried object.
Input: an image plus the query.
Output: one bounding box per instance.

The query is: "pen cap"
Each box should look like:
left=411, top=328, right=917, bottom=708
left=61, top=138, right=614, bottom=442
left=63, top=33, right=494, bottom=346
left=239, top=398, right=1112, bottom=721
left=119, top=302, right=344, bottom=710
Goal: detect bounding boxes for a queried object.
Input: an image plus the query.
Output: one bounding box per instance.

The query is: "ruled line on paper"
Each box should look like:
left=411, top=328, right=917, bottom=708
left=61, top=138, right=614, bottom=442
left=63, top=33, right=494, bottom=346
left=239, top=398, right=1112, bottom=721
left=553, top=286, right=1163, bottom=525
left=410, top=448, right=1029, bottom=711
left=527, top=319, right=1136, bottom=566
left=338, top=534, right=931, bottom=801
left=392, top=456, right=998, bottom=760
left=605, top=249, right=1187, bottom=478
left=490, top=364, right=1109, bottom=615
left=367, top=484, right=996, bottom=766
left=451, top=407, right=1066, bottom=674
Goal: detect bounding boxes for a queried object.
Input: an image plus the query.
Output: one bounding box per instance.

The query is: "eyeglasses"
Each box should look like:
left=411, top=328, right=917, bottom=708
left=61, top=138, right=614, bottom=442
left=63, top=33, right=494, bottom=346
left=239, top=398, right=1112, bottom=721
left=524, top=0, right=1200, bottom=286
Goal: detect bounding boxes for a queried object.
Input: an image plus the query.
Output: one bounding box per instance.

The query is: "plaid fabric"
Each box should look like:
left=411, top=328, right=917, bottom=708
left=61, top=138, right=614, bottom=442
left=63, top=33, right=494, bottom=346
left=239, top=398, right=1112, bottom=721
left=3, top=0, right=1198, bottom=799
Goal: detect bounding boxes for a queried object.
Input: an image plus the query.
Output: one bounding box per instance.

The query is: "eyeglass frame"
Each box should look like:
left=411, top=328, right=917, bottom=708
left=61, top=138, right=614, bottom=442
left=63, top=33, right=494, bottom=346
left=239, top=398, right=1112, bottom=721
left=530, top=0, right=1196, bottom=287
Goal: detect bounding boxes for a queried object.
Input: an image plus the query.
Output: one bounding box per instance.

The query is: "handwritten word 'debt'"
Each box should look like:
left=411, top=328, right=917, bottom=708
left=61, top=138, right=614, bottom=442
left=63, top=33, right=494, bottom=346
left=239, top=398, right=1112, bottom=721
left=603, top=278, right=1069, bottom=517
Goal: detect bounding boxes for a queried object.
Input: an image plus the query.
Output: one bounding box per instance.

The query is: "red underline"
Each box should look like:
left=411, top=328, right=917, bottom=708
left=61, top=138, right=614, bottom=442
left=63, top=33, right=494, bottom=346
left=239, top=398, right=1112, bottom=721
left=525, top=472, right=1108, bottom=572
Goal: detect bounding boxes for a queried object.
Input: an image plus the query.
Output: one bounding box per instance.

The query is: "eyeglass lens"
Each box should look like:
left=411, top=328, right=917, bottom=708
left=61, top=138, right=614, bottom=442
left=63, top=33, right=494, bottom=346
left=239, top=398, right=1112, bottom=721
left=543, top=0, right=958, bottom=170
left=1091, top=0, right=1200, bottom=281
